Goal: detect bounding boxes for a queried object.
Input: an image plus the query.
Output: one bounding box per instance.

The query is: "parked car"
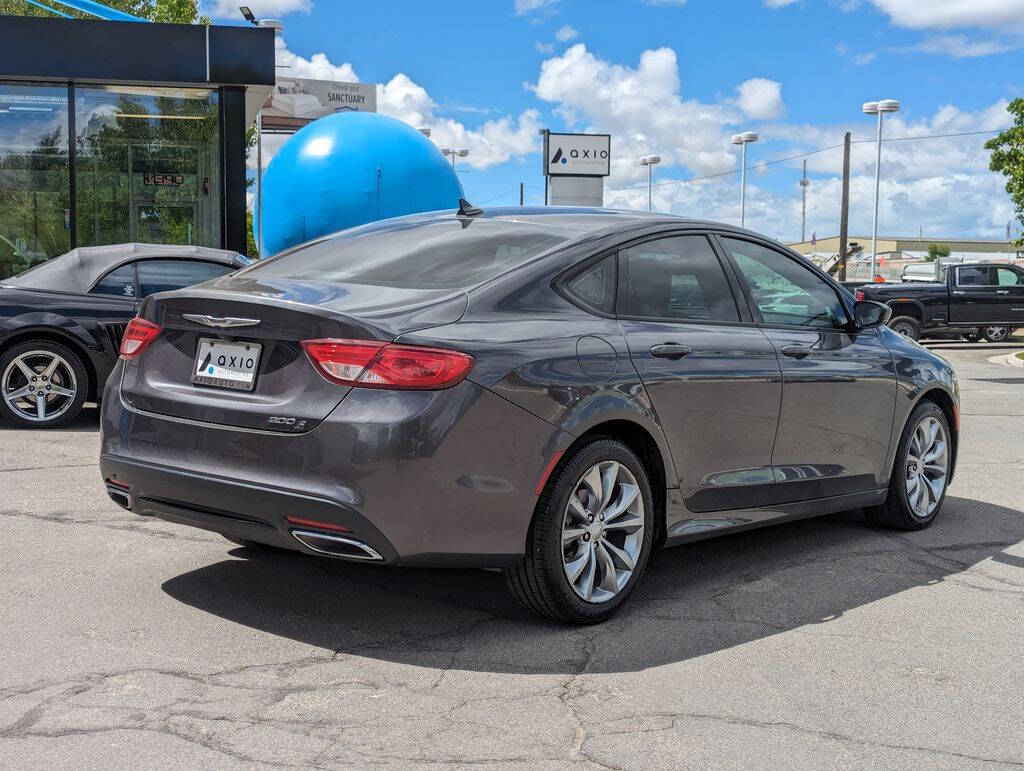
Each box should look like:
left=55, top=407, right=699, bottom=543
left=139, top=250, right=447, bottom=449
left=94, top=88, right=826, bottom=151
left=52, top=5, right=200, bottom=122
left=857, top=262, right=1024, bottom=342
left=0, top=243, right=251, bottom=428
left=99, top=208, right=959, bottom=624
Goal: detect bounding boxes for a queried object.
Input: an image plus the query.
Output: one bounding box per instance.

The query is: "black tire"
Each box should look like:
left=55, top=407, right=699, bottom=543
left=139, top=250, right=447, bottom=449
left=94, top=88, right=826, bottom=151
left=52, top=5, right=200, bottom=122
left=981, top=325, right=1010, bottom=343
left=505, top=439, right=655, bottom=624
left=864, top=401, right=951, bottom=531
left=963, top=330, right=982, bottom=343
left=0, top=340, right=89, bottom=429
left=887, top=316, right=921, bottom=341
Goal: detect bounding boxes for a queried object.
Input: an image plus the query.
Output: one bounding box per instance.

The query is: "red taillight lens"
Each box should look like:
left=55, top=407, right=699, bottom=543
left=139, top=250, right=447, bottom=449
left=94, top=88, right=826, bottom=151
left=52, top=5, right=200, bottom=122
left=302, top=339, right=474, bottom=390
left=119, top=318, right=161, bottom=359
left=855, top=290, right=865, bottom=301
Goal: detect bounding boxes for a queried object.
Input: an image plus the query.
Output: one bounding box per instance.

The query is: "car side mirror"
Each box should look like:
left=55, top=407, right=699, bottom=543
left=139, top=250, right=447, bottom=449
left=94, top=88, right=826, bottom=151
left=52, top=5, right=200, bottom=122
left=853, top=300, right=891, bottom=330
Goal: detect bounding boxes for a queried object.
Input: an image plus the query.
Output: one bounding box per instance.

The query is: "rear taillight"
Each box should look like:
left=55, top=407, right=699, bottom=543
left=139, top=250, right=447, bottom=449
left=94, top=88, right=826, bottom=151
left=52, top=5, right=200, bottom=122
left=855, top=290, right=865, bottom=301
left=119, top=318, right=162, bottom=359
left=302, top=339, right=474, bottom=390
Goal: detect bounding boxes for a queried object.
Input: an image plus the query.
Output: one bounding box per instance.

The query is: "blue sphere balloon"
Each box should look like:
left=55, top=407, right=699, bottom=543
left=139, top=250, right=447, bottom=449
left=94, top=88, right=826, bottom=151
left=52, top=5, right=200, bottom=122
left=255, top=112, right=464, bottom=255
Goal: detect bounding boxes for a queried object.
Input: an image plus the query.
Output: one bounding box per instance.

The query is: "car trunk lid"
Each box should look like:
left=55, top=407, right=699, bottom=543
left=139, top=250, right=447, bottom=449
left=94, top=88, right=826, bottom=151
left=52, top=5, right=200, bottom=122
left=119, top=278, right=467, bottom=431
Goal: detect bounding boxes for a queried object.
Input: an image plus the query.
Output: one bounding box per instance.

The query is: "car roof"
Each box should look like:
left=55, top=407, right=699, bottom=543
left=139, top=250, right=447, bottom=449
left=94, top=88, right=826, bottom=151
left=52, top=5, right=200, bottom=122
left=3, top=243, right=248, bottom=294
left=460, top=206, right=733, bottom=234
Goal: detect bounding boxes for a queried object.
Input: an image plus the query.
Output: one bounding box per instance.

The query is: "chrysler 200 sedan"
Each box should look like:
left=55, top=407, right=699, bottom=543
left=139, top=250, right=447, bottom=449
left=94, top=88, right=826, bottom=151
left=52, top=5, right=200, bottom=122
left=99, top=207, right=958, bottom=624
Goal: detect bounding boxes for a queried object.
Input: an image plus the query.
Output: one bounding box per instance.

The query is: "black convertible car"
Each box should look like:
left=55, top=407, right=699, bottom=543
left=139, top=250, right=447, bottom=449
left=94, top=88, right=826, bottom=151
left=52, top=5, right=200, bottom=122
left=0, top=244, right=250, bottom=428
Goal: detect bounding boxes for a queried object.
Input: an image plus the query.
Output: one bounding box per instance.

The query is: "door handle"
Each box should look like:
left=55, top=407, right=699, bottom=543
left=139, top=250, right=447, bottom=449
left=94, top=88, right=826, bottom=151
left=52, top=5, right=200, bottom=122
left=952, top=290, right=966, bottom=295
left=997, top=290, right=1009, bottom=295
left=650, top=343, right=693, bottom=360
left=780, top=344, right=813, bottom=359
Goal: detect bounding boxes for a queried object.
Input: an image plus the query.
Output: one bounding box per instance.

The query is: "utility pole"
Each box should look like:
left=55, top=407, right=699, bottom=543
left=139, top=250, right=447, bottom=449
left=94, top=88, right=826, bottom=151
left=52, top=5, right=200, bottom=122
left=800, top=159, right=808, bottom=244
left=838, top=132, right=851, bottom=281
left=520, top=182, right=524, bottom=206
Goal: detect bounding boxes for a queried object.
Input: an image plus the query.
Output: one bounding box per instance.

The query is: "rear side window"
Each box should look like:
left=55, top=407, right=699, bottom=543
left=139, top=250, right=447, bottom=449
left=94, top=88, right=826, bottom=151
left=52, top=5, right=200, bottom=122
left=242, top=217, right=570, bottom=289
left=136, top=260, right=232, bottom=297
left=91, top=263, right=136, bottom=297
left=565, top=255, right=615, bottom=314
left=996, top=267, right=1024, bottom=286
left=623, top=235, right=739, bottom=322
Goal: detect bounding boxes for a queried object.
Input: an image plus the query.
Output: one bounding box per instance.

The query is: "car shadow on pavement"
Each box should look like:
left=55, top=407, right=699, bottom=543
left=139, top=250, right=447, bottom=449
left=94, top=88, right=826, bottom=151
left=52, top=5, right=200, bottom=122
left=162, top=495, right=1024, bottom=675
left=0, top=405, right=100, bottom=432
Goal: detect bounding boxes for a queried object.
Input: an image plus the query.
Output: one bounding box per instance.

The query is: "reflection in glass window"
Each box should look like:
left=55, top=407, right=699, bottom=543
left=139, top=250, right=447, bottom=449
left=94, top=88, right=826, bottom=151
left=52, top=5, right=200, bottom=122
left=91, top=263, right=136, bottom=297
left=624, top=236, right=738, bottom=322
left=74, top=86, right=221, bottom=249
left=136, top=259, right=231, bottom=296
left=957, top=266, right=991, bottom=286
left=721, top=237, right=847, bottom=328
left=0, top=82, right=71, bottom=278
left=566, top=255, right=615, bottom=314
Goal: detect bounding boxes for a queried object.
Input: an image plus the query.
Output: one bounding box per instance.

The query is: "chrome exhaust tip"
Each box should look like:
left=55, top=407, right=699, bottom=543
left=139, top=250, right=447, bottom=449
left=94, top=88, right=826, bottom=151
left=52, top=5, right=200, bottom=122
left=290, top=529, right=384, bottom=561
left=106, top=486, right=132, bottom=511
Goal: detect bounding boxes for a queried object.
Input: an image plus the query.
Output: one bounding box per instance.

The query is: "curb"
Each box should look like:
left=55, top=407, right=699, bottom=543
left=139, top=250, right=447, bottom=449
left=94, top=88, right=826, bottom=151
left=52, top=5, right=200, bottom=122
left=988, top=352, right=1024, bottom=368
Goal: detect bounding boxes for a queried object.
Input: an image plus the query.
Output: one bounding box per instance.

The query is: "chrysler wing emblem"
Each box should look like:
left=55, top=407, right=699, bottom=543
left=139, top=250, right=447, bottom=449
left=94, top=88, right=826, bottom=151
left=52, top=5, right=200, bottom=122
left=182, top=314, right=261, bottom=329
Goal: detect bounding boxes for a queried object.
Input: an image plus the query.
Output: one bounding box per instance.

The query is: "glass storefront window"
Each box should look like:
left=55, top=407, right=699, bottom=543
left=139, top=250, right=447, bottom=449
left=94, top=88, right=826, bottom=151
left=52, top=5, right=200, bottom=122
left=74, top=85, right=221, bottom=250
left=0, top=82, right=71, bottom=278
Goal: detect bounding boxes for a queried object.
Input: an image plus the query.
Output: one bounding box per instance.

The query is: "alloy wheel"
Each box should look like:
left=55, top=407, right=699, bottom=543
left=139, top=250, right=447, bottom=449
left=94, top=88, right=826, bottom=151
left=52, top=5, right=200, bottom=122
left=904, top=415, right=948, bottom=519
left=561, top=460, right=645, bottom=603
left=1, top=350, right=78, bottom=424
left=984, top=326, right=1009, bottom=342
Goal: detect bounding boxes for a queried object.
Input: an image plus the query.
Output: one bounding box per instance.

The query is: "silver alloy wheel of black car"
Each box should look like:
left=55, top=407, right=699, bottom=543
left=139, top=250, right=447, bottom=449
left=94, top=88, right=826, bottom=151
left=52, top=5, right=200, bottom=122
left=982, top=325, right=1010, bottom=342
left=1, top=349, right=79, bottom=424
left=561, top=460, right=645, bottom=603
left=904, top=414, right=948, bottom=519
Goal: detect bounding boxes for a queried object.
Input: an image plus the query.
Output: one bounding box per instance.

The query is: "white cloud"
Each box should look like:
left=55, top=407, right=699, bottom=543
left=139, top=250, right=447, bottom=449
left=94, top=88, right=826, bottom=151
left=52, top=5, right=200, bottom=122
left=851, top=51, right=877, bottom=65
left=866, top=0, right=1024, bottom=29
left=535, top=40, right=556, bottom=54
left=273, top=36, right=358, bottom=81
left=378, top=74, right=541, bottom=169
left=642, top=0, right=688, bottom=5
left=555, top=24, right=579, bottom=41
left=909, top=34, right=1018, bottom=57
left=514, top=0, right=559, bottom=15
left=532, top=44, right=742, bottom=181
left=734, top=78, right=785, bottom=120
left=250, top=40, right=541, bottom=179
left=764, top=0, right=801, bottom=7
left=209, top=0, right=310, bottom=18
left=611, top=99, right=1014, bottom=241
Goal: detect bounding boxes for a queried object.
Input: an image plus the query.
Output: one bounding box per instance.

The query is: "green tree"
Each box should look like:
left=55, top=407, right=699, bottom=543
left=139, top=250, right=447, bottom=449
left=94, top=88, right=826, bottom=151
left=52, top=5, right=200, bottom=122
left=0, top=0, right=204, bottom=22
left=986, top=97, right=1024, bottom=246
left=926, top=243, right=951, bottom=263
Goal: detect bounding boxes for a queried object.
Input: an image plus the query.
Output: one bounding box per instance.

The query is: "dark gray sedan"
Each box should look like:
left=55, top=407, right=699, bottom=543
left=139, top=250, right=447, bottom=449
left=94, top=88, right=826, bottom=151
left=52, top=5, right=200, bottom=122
left=99, top=207, right=959, bottom=624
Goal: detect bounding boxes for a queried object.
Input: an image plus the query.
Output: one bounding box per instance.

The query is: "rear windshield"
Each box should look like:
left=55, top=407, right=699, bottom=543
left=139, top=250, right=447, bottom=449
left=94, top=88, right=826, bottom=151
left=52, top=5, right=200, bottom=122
left=242, top=217, right=571, bottom=289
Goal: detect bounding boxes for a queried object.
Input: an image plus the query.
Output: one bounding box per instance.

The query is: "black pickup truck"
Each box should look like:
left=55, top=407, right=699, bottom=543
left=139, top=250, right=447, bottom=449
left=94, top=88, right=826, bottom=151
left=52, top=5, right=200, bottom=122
left=855, top=263, right=1024, bottom=342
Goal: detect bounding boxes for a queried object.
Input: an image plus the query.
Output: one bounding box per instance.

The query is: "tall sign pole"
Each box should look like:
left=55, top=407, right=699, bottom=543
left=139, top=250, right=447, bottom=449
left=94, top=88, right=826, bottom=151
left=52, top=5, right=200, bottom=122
left=799, top=159, right=808, bottom=244
left=838, top=132, right=851, bottom=281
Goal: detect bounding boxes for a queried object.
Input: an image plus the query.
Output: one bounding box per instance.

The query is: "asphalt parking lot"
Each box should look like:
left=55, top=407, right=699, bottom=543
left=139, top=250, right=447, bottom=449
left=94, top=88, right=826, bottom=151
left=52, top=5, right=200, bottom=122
left=2, top=341, right=1023, bottom=768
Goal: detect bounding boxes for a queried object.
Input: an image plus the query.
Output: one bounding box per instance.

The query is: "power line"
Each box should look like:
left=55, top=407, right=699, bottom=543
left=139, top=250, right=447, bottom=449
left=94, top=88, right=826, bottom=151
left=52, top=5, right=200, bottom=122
left=605, top=127, right=1008, bottom=194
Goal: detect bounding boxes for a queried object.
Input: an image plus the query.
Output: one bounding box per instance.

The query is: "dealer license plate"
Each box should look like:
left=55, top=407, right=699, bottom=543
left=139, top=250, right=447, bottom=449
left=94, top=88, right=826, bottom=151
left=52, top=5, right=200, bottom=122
left=192, top=338, right=262, bottom=391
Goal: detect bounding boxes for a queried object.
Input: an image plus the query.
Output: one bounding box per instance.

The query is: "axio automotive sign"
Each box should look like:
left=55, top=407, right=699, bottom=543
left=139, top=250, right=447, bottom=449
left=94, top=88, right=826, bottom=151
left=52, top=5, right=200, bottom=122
left=545, top=133, right=611, bottom=177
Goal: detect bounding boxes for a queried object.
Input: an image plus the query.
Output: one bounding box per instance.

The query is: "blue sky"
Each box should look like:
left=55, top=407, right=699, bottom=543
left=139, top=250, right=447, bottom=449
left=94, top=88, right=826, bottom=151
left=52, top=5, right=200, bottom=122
left=217, top=0, right=1024, bottom=244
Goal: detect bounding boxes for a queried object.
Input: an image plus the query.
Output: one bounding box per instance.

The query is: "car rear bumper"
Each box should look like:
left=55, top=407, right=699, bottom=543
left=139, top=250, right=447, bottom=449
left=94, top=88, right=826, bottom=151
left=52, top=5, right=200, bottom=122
left=100, top=365, right=573, bottom=568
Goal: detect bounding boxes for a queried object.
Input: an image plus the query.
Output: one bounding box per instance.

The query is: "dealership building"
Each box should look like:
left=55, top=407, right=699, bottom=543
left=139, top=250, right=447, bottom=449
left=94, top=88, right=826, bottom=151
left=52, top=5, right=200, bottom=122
left=0, top=15, right=275, bottom=277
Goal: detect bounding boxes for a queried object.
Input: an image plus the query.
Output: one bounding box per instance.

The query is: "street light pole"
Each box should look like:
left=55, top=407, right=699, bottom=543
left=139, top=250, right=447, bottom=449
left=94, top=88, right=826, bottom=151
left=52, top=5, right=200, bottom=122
left=639, top=155, right=661, bottom=212
left=441, top=148, right=469, bottom=169
left=731, top=132, right=758, bottom=227
left=863, top=98, right=900, bottom=280
left=799, top=159, right=808, bottom=244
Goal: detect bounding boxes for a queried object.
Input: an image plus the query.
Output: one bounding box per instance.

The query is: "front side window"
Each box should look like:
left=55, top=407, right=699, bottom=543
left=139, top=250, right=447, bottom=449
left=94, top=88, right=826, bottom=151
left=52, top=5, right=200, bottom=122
left=996, top=267, right=1024, bottom=286
left=136, top=259, right=231, bottom=297
left=720, top=237, right=848, bottom=328
left=90, top=263, right=136, bottom=297
left=623, top=235, right=738, bottom=322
